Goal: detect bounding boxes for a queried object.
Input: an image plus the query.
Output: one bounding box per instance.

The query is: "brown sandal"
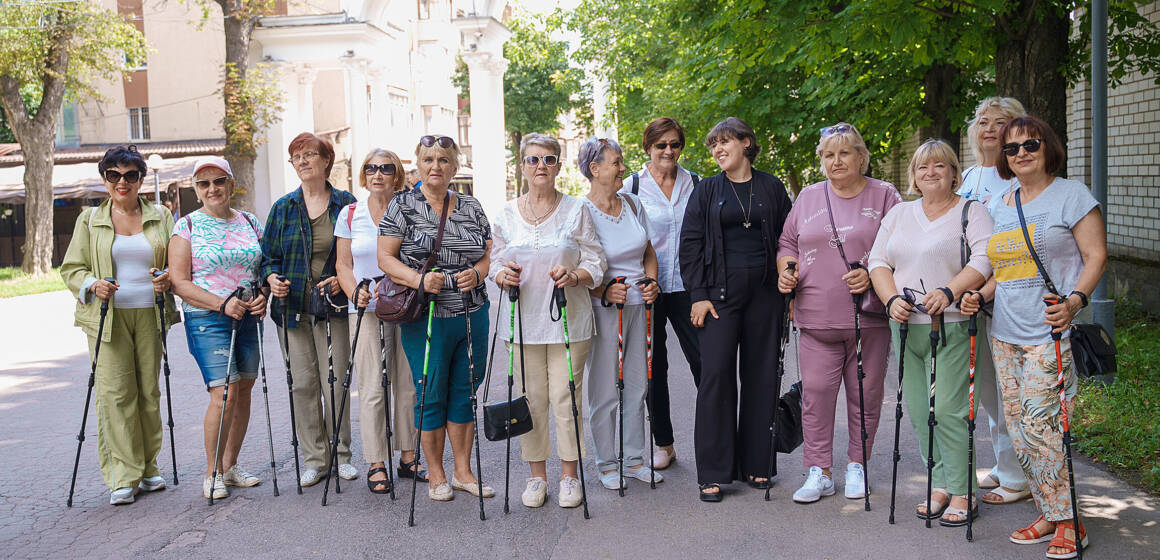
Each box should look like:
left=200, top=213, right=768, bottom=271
left=1044, top=521, right=1088, bottom=560
left=1010, top=515, right=1054, bottom=545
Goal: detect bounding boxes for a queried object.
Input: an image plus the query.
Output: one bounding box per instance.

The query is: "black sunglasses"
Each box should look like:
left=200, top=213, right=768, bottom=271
left=364, top=163, right=397, bottom=176
left=194, top=176, right=231, bottom=189
left=104, top=169, right=143, bottom=184
left=420, top=135, right=456, bottom=149
left=523, top=155, right=559, bottom=166
left=902, top=283, right=930, bottom=314
left=654, top=142, right=683, bottom=150
left=1001, top=138, right=1043, bottom=157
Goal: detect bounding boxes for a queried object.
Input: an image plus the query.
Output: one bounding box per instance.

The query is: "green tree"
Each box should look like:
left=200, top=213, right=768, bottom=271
left=0, top=1, right=147, bottom=275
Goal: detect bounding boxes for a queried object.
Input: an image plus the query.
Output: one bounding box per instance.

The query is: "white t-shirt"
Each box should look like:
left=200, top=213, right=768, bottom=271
left=335, top=202, right=386, bottom=312
left=583, top=193, right=654, bottom=306
left=959, top=165, right=1013, bottom=202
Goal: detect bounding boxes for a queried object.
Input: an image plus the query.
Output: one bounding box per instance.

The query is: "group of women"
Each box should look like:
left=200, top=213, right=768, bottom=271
left=64, top=96, right=1104, bottom=560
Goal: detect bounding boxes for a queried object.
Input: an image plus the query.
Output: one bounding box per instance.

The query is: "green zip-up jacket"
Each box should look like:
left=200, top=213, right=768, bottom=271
left=60, top=197, right=180, bottom=343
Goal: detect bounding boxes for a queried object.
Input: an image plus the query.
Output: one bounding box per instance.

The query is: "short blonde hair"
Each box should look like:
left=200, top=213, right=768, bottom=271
left=358, top=148, right=406, bottom=191
left=816, top=123, right=870, bottom=177
left=907, top=139, right=961, bottom=196
left=966, top=97, right=1026, bottom=163
left=519, top=133, right=561, bottom=159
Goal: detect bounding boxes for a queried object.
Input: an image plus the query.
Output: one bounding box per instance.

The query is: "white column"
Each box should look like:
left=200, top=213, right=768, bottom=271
left=460, top=52, right=508, bottom=217
left=343, top=58, right=372, bottom=199
left=265, top=63, right=317, bottom=202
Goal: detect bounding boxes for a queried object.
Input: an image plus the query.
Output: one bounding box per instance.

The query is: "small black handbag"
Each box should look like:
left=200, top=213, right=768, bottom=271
left=775, top=382, right=804, bottom=454
left=481, top=298, right=533, bottom=441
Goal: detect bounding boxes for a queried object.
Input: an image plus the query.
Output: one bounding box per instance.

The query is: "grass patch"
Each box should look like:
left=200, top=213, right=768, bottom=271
left=0, top=267, right=66, bottom=298
left=1073, top=298, right=1160, bottom=495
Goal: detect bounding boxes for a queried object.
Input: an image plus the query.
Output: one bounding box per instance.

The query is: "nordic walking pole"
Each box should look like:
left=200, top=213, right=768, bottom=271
left=636, top=277, right=658, bottom=490
left=276, top=275, right=303, bottom=494
left=409, top=270, right=439, bottom=527
left=320, top=279, right=342, bottom=495
left=152, top=269, right=179, bottom=486
left=455, top=272, right=486, bottom=521
left=503, top=275, right=521, bottom=514
left=966, top=308, right=978, bottom=541
left=601, top=276, right=628, bottom=496
left=67, top=277, right=115, bottom=507
left=210, top=286, right=245, bottom=506
left=765, top=262, right=796, bottom=501
left=850, top=262, right=871, bottom=511
left=1045, top=295, right=1084, bottom=559
left=378, top=317, right=397, bottom=501
left=252, top=284, right=279, bottom=497
left=322, top=279, right=371, bottom=506
left=924, top=315, right=941, bottom=528
left=888, top=303, right=910, bottom=524
left=553, top=285, right=590, bottom=519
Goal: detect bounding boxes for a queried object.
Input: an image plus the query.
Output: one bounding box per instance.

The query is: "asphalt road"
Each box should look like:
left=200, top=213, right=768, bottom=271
left=1, top=289, right=1157, bottom=559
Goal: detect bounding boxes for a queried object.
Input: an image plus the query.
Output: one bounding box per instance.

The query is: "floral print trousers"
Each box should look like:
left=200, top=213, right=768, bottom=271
left=991, top=338, right=1079, bottom=522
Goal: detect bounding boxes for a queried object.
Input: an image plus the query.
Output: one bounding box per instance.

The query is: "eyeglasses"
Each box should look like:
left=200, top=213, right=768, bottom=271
left=104, top=169, right=143, bottom=184
left=902, top=282, right=931, bottom=314
left=288, top=151, right=319, bottom=164
left=654, top=142, right=683, bottom=150
left=420, top=135, right=456, bottom=149
left=523, top=155, right=560, bottom=167
left=820, top=124, right=853, bottom=137
left=194, top=176, right=231, bottom=189
left=364, top=163, right=397, bottom=176
left=1001, top=138, right=1043, bottom=157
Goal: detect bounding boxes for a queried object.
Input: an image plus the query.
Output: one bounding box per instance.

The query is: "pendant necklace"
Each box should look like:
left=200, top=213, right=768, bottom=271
left=727, top=178, right=754, bottom=228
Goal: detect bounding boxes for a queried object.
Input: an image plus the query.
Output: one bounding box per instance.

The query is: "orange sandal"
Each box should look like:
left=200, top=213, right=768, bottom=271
left=1045, top=521, right=1088, bottom=560
left=1010, top=515, right=1055, bottom=545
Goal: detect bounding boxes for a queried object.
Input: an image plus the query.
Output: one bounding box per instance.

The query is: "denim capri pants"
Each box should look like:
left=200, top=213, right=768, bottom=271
left=400, top=302, right=489, bottom=429
left=184, top=309, right=260, bottom=389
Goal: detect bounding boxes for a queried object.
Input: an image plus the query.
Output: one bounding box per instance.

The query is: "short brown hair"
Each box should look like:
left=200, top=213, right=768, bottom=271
left=704, top=117, right=760, bottom=162
left=642, top=117, right=686, bottom=153
left=996, top=116, right=1064, bottom=180
left=288, top=132, right=335, bottom=177
left=358, top=148, right=407, bottom=191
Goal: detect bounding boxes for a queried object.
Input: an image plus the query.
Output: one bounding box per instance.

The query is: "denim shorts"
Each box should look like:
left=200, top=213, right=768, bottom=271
left=184, top=310, right=260, bottom=388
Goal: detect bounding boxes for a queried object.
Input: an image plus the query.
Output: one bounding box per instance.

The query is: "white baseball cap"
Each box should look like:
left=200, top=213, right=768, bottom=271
left=193, top=155, right=233, bottom=178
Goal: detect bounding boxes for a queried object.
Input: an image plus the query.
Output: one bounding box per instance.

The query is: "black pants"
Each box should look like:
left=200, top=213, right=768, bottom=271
left=648, top=290, right=702, bottom=447
left=694, top=267, right=783, bottom=484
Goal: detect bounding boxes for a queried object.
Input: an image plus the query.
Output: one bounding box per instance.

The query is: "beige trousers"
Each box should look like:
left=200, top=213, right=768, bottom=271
left=279, top=317, right=351, bottom=471
left=512, top=339, right=591, bottom=462
left=350, top=312, right=418, bottom=464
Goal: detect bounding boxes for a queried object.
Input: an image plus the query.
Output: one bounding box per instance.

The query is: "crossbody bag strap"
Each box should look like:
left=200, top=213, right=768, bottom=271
left=1014, top=188, right=1059, bottom=295
left=822, top=181, right=851, bottom=269
left=424, top=194, right=451, bottom=271
left=631, top=172, right=640, bottom=195
left=960, top=198, right=975, bottom=269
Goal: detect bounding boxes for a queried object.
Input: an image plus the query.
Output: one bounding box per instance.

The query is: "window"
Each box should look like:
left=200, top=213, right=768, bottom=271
left=128, top=107, right=150, bottom=141
left=123, top=51, right=147, bottom=71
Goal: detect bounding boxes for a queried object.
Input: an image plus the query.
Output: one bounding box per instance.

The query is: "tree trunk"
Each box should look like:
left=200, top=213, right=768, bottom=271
left=919, top=63, right=962, bottom=157
left=219, top=1, right=258, bottom=212
left=510, top=129, right=524, bottom=198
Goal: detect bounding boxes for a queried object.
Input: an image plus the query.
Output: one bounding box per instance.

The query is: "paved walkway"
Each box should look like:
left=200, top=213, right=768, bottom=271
left=1, top=290, right=1157, bottom=559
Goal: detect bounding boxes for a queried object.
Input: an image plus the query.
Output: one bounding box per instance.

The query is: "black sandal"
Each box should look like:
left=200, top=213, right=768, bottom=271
left=397, top=459, right=428, bottom=483
left=699, top=483, right=723, bottom=503
left=747, top=475, right=771, bottom=490
left=367, top=467, right=392, bottom=494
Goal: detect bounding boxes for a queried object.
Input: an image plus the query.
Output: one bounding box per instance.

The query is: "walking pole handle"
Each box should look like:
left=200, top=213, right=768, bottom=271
left=785, top=261, right=798, bottom=303
left=601, top=276, right=627, bottom=309
left=100, top=277, right=117, bottom=311
left=848, top=262, right=865, bottom=306
left=553, top=285, right=567, bottom=309
left=355, top=278, right=372, bottom=309
left=635, top=277, right=656, bottom=310
left=1043, top=295, right=1064, bottom=341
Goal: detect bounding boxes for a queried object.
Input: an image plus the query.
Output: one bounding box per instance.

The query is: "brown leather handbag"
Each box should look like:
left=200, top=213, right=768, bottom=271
left=375, top=195, right=449, bottom=323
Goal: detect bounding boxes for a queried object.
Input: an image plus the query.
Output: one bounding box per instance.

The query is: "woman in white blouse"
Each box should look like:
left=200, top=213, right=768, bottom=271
left=868, top=139, right=993, bottom=526
left=580, top=138, right=661, bottom=491
left=489, top=133, right=606, bottom=509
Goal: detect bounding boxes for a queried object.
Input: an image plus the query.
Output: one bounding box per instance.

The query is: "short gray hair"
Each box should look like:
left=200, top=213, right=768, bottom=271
left=519, top=133, right=561, bottom=160
left=577, top=138, right=622, bottom=180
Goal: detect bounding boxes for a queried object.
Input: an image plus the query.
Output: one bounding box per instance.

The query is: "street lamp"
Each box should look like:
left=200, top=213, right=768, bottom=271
left=147, top=154, right=164, bottom=204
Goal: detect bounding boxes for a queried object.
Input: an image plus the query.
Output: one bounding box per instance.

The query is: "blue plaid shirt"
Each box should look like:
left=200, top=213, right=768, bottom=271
left=260, top=183, right=357, bottom=328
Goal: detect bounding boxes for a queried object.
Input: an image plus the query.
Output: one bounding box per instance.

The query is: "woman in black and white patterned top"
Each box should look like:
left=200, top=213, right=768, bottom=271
left=377, top=135, right=493, bottom=503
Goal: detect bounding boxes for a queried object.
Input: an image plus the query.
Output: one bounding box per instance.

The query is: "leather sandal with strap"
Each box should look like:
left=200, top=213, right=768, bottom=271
left=1045, top=521, right=1088, bottom=560
left=397, top=459, right=428, bottom=483
left=1010, top=515, right=1055, bottom=545
left=366, top=467, right=392, bottom=495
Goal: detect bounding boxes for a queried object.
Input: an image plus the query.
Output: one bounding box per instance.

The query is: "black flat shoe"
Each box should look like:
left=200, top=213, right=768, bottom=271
left=397, top=460, right=428, bottom=483
left=699, top=483, right=723, bottom=503
left=747, top=475, right=771, bottom=490
left=367, top=467, right=392, bottom=495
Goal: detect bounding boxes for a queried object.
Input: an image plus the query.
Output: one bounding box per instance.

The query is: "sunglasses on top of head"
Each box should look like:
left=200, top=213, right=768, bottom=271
left=523, top=155, right=559, bottom=167
left=364, top=163, right=397, bottom=176
left=1001, top=138, right=1043, bottom=157
left=820, top=124, right=854, bottom=137
left=420, top=135, right=456, bottom=149
left=654, top=141, right=683, bottom=150
left=194, top=176, right=231, bottom=189
left=104, top=169, right=144, bottom=184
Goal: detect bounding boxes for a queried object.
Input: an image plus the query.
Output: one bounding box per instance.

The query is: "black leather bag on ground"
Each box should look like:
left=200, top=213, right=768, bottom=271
left=775, top=381, right=804, bottom=454
left=1069, top=323, right=1117, bottom=379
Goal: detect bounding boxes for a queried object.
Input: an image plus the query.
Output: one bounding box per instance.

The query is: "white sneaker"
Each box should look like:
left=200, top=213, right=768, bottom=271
left=793, top=466, right=836, bottom=503
left=139, top=475, right=166, bottom=492
left=558, top=476, right=583, bottom=508
left=845, top=462, right=867, bottom=499
left=109, top=486, right=139, bottom=505
left=202, top=474, right=228, bottom=499
left=222, top=465, right=260, bottom=487
left=599, top=470, right=625, bottom=490
left=624, top=464, right=664, bottom=484
left=522, top=477, right=548, bottom=508
left=338, top=463, right=358, bottom=480
left=300, top=468, right=323, bottom=487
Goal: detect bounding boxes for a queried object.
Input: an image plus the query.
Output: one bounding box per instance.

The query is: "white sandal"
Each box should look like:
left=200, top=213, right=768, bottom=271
left=981, top=486, right=1031, bottom=505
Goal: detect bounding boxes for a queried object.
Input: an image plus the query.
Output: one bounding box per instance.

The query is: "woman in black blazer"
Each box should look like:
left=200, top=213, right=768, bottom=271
left=679, top=117, right=793, bottom=502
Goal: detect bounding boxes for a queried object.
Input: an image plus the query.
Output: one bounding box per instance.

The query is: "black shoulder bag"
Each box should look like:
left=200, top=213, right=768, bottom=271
left=1014, top=189, right=1116, bottom=379
left=481, top=297, right=533, bottom=441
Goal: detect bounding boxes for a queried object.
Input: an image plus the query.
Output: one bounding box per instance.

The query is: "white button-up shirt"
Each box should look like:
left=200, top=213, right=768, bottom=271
left=620, top=164, right=697, bottom=293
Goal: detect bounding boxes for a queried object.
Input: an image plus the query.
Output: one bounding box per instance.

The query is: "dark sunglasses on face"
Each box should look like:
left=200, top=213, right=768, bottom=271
left=364, top=163, right=397, bottom=176
left=654, top=142, right=683, bottom=150
left=194, top=176, right=231, bottom=189
left=523, top=155, right=559, bottom=166
left=1001, top=138, right=1043, bottom=157
left=420, top=135, right=456, bottom=149
left=104, top=169, right=143, bottom=184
